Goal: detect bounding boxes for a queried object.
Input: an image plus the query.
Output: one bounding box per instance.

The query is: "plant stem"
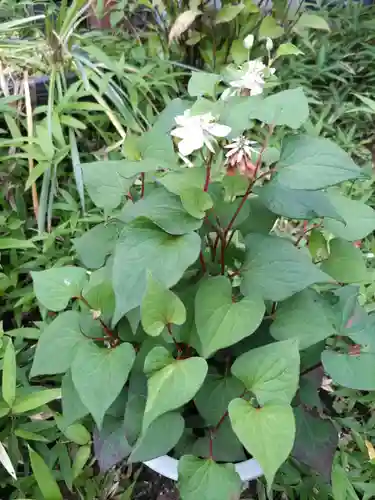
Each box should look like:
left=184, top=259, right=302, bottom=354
left=224, top=181, right=252, bottom=238
left=199, top=251, right=207, bottom=273
left=209, top=430, right=214, bottom=459
left=212, top=390, right=246, bottom=434
left=204, top=152, right=214, bottom=192
left=141, top=172, right=145, bottom=198
left=220, top=239, right=225, bottom=275
left=167, top=323, right=182, bottom=356
left=78, top=295, right=115, bottom=339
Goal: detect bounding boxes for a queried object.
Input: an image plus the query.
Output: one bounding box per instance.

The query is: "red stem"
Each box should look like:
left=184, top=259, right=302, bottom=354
left=141, top=172, right=145, bottom=198
left=204, top=165, right=211, bottom=192
left=224, top=181, right=252, bottom=238
left=199, top=251, right=207, bottom=273
left=78, top=296, right=115, bottom=339
left=167, top=323, right=182, bottom=355
left=220, top=238, right=225, bottom=275
left=209, top=430, right=213, bottom=459
left=212, top=390, right=247, bottom=434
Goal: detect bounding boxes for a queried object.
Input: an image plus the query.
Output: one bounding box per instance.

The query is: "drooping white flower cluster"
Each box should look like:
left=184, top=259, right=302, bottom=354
left=170, top=110, right=231, bottom=157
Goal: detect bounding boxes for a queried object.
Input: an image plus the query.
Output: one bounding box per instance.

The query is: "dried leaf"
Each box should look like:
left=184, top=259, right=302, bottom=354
left=169, top=10, right=201, bottom=45
left=365, top=440, right=375, bottom=460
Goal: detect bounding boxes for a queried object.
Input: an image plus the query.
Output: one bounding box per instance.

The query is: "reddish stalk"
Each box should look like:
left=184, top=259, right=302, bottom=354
left=220, top=239, right=225, bottom=275
left=209, top=430, right=214, bottom=459
left=141, top=172, right=145, bottom=198
left=78, top=295, right=115, bottom=339
left=199, top=251, right=207, bottom=273
left=212, top=390, right=246, bottom=434
left=203, top=152, right=213, bottom=192
left=167, top=323, right=182, bottom=356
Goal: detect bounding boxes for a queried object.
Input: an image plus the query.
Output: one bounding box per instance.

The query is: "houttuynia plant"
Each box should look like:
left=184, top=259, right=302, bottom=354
left=29, top=42, right=375, bottom=498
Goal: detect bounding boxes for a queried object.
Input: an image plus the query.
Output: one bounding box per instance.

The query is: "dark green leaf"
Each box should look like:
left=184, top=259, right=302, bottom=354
left=322, top=350, right=375, bottom=390
left=195, top=276, right=265, bottom=358
left=254, top=88, right=309, bottom=129
left=194, top=371, right=244, bottom=425
left=120, top=187, right=202, bottom=235
left=256, top=181, right=343, bottom=220
left=178, top=455, right=242, bottom=500
left=180, top=188, right=213, bottom=219
left=320, top=238, right=369, bottom=283
left=292, top=406, right=337, bottom=481
left=231, top=340, right=300, bottom=404
left=31, top=312, right=87, bottom=377
left=13, top=389, right=61, bottom=414
left=324, top=190, right=375, bottom=241
left=2, top=339, right=16, bottom=407
left=242, top=234, right=329, bottom=301
left=29, top=447, right=62, bottom=500
left=73, top=223, right=121, bottom=269
left=143, top=357, right=207, bottom=430
left=270, top=290, right=336, bottom=349
left=141, top=274, right=186, bottom=336
left=72, top=342, right=135, bottom=427
left=276, top=136, right=361, bottom=190
left=112, top=220, right=200, bottom=324
left=229, top=399, right=295, bottom=489
left=61, top=371, right=88, bottom=426
left=94, top=417, right=132, bottom=472
left=124, top=373, right=147, bottom=446
left=32, top=267, right=87, bottom=312
left=129, top=412, right=184, bottom=463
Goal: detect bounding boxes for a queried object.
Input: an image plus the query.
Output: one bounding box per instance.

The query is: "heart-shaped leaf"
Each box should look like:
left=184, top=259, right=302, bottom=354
left=178, top=455, right=242, bottom=500
left=128, top=412, right=184, bottom=463
left=72, top=342, right=135, bottom=428
left=141, top=273, right=186, bottom=336
left=195, top=276, right=265, bottom=358
left=32, top=267, right=87, bottom=311
left=143, top=357, right=207, bottom=430
left=231, top=340, right=300, bottom=405
left=229, top=399, right=295, bottom=489
left=30, top=311, right=87, bottom=377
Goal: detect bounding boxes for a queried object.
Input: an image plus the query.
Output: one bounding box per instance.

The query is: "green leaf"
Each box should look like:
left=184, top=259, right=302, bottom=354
left=275, top=43, right=303, bottom=59
left=143, top=346, right=174, bottom=375
left=6, top=328, right=40, bottom=340
left=0, top=441, right=16, bottom=480
left=324, top=191, right=375, bottom=241
left=159, top=168, right=206, bottom=195
left=242, top=234, right=329, bottom=301
left=61, top=371, right=89, bottom=426
left=72, top=444, right=91, bottom=480
left=29, top=447, right=62, bottom=500
left=180, top=188, right=213, bottom=219
left=81, top=158, right=161, bottom=210
left=120, top=187, right=202, bottom=235
left=255, top=88, right=309, bottom=129
left=129, top=412, right=184, bottom=463
left=194, top=372, right=244, bottom=425
left=270, top=290, right=336, bottom=349
left=188, top=72, right=222, bottom=97
left=124, top=373, right=147, bottom=446
left=178, top=456, right=242, bottom=500
left=276, top=136, right=361, bottom=190
left=256, top=180, right=343, bottom=220
left=229, top=399, right=295, bottom=489
left=322, top=350, right=375, bottom=390
left=141, top=274, right=186, bottom=336
left=143, top=357, right=207, bottom=430
left=238, top=196, right=277, bottom=235
left=195, top=276, right=265, bottom=358
left=259, top=16, right=284, bottom=38
left=73, top=223, right=121, bottom=269
left=0, top=238, right=35, bottom=250
left=191, top=420, right=246, bottom=463
left=292, top=406, right=337, bottom=481
left=94, top=417, right=132, bottom=472
left=71, top=342, right=135, bottom=428
left=55, top=416, right=91, bottom=445
left=320, top=238, right=369, bottom=283
left=232, top=340, right=300, bottom=404
left=30, top=311, right=86, bottom=377
left=13, top=389, right=61, bottom=414
left=2, top=339, right=16, bottom=407
left=112, top=220, right=200, bottom=324
left=32, top=267, right=87, bottom=311
left=215, top=4, right=244, bottom=24
left=294, top=13, right=330, bottom=31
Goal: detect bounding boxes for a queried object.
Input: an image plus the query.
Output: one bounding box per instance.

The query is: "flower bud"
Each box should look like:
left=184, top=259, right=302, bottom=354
left=266, top=37, right=273, bottom=52
left=243, top=34, right=254, bottom=50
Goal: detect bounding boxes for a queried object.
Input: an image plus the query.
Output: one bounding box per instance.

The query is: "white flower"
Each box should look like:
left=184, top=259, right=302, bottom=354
left=223, top=59, right=276, bottom=99
left=266, top=37, right=273, bottom=52
left=171, top=109, right=231, bottom=156
left=225, top=136, right=259, bottom=162
left=243, top=34, right=254, bottom=49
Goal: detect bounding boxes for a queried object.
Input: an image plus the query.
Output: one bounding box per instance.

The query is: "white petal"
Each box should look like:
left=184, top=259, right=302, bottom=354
left=207, top=123, right=231, bottom=138
left=178, top=132, right=204, bottom=156
left=171, top=127, right=187, bottom=139
left=204, top=135, right=216, bottom=153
